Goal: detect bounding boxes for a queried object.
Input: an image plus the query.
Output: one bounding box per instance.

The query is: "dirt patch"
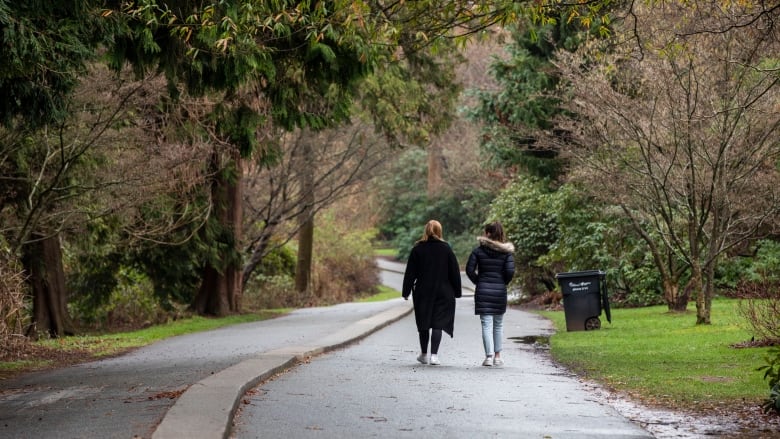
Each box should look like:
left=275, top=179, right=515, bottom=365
left=0, top=342, right=130, bottom=381
left=699, top=375, right=735, bottom=383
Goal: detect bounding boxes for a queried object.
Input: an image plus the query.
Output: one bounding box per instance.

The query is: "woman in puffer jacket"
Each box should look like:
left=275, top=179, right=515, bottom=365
left=466, top=221, right=515, bottom=367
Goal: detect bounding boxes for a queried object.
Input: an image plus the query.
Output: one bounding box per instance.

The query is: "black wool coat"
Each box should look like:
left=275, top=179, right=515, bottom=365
left=402, top=239, right=462, bottom=337
left=466, top=236, right=515, bottom=315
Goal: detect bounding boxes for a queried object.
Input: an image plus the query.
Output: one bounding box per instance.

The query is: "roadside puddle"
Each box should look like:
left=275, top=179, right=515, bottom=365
left=509, top=335, right=550, bottom=349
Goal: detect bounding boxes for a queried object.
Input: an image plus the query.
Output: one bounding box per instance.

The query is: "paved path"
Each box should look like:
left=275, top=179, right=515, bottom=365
left=231, top=278, right=652, bottom=438
left=0, top=278, right=410, bottom=439
left=0, top=259, right=653, bottom=438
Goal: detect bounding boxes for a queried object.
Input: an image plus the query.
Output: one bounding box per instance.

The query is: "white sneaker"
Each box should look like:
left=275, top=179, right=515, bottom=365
left=417, top=353, right=428, bottom=364
left=482, top=357, right=493, bottom=367
left=429, top=354, right=440, bottom=365
left=493, top=357, right=504, bottom=367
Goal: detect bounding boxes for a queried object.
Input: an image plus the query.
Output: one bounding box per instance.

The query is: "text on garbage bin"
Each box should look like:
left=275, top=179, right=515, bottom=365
left=568, top=281, right=592, bottom=292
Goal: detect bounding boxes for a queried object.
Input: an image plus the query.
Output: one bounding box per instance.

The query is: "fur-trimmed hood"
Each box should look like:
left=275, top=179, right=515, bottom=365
left=477, top=236, right=515, bottom=253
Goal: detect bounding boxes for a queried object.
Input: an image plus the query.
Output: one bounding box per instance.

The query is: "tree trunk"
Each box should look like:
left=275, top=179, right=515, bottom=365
left=192, top=264, right=229, bottom=316
left=295, top=138, right=315, bottom=296
left=22, top=233, right=74, bottom=338
left=621, top=204, right=690, bottom=312
left=663, top=278, right=689, bottom=312
left=427, top=142, right=443, bottom=198
left=697, top=260, right=716, bottom=325
left=226, top=157, right=243, bottom=312
left=689, top=262, right=709, bottom=324
left=192, top=152, right=243, bottom=316
left=295, top=216, right=314, bottom=295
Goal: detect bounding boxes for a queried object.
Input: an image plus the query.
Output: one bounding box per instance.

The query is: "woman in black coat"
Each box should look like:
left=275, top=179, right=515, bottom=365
left=466, top=221, right=515, bottom=367
left=402, top=220, right=462, bottom=366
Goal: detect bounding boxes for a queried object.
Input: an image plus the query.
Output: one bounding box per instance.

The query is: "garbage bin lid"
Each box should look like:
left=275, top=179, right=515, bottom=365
left=555, top=270, right=605, bottom=279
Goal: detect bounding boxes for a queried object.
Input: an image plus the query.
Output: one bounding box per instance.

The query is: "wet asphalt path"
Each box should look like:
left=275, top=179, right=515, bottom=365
left=0, top=284, right=410, bottom=439
left=0, top=259, right=653, bottom=438
left=232, top=262, right=653, bottom=439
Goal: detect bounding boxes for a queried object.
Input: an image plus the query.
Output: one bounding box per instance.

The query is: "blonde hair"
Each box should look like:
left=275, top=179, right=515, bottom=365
left=417, top=219, right=443, bottom=243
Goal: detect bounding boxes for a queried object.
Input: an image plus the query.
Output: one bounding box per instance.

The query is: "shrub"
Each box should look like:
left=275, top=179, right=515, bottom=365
left=491, top=177, right=663, bottom=306
left=0, top=249, right=28, bottom=358
left=736, top=278, right=780, bottom=344
left=243, top=244, right=298, bottom=309
left=719, top=239, right=780, bottom=294
left=243, top=273, right=298, bottom=310
left=313, top=212, right=379, bottom=303
left=67, top=216, right=202, bottom=319
left=254, top=242, right=297, bottom=277
left=613, top=262, right=665, bottom=307
left=70, top=267, right=175, bottom=330
left=759, top=346, right=780, bottom=413
left=244, top=213, right=382, bottom=309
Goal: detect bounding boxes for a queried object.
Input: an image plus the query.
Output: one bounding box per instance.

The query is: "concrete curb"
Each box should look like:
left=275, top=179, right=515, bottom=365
left=151, top=303, right=413, bottom=439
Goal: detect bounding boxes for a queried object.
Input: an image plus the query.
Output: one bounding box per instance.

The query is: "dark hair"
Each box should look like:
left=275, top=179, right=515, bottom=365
left=484, top=221, right=505, bottom=242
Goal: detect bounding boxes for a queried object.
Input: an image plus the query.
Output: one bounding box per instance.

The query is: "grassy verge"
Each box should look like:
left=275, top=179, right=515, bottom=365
left=374, top=248, right=399, bottom=259
left=538, top=299, right=772, bottom=411
left=357, top=285, right=400, bottom=302
left=2, top=283, right=403, bottom=379
left=3, top=269, right=402, bottom=379
left=0, top=310, right=288, bottom=378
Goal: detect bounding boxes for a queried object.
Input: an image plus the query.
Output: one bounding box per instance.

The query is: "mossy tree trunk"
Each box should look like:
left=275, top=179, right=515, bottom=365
left=22, top=233, right=75, bottom=338
left=192, top=151, right=243, bottom=316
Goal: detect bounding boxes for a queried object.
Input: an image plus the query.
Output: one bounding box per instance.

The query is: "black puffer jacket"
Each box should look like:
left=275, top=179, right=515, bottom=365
left=466, top=236, right=515, bottom=315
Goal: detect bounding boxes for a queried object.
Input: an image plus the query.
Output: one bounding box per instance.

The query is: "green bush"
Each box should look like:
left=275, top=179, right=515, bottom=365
left=719, top=239, right=780, bottom=293
left=490, top=177, right=662, bottom=305
left=243, top=244, right=297, bottom=309
left=243, top=273, right=297, bottom=310
left=759, top=346, right=780, bottom=413
left=766, top=383, right=780, bottom=414
left=616, top=261, right=665, bottom=307
left=67, top=215, right=203, bottom=320
left=69, top=267, right=172, bottom=330
left=254, top=242, right=297, bottom=277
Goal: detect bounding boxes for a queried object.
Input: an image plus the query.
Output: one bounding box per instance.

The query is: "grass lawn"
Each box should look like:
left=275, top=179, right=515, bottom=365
left=357, top=285, right=400, bottom=302
left=538, top=299, right=772, bottom=411
left=374, top=248, right=399, bottom=258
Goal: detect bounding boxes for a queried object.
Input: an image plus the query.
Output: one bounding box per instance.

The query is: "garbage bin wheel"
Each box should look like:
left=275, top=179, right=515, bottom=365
left=585, top=317, right=601, bottom=330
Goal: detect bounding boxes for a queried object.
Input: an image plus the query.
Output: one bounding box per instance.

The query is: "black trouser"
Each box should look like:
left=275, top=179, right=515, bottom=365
left=419, top=328, right=442, bottom=355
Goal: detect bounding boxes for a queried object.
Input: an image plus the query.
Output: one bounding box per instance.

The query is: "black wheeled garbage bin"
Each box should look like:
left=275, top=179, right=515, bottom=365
left=555, top=270, right=612, bottom=331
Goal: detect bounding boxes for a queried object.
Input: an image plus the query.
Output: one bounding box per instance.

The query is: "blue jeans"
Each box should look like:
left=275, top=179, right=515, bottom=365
left=480, top=314, right=504, bottom=356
